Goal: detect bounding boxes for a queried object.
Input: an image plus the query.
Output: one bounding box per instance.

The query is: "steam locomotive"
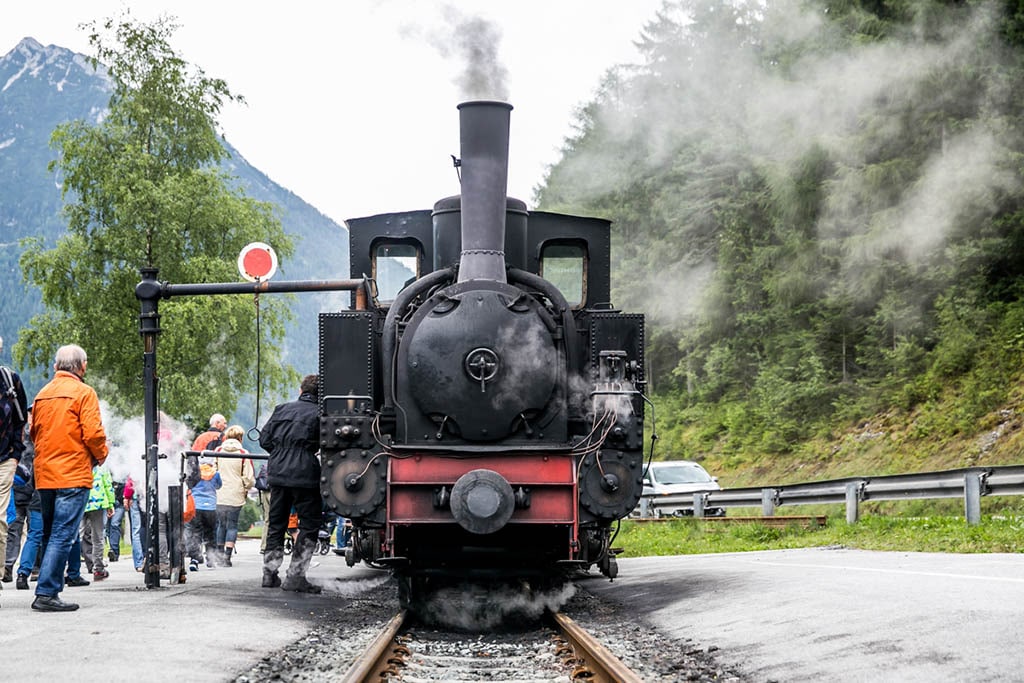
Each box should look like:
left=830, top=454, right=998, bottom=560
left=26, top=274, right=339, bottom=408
left=318, top=101, right=646, bottom=604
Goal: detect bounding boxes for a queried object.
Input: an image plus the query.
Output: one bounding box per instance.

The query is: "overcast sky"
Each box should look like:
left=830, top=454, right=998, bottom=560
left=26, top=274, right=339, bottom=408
left=2, top=0, right=664, bottom=225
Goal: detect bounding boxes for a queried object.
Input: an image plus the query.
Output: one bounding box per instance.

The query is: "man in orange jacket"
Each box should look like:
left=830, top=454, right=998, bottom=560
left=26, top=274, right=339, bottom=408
left=29, top=344, right=108, bottom=612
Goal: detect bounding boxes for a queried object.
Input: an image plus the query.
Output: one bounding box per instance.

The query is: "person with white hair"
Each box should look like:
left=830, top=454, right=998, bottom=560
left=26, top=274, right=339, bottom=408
left=29, top=344, right=108, bottom=612
left=192, top=413, right=227, bottom=452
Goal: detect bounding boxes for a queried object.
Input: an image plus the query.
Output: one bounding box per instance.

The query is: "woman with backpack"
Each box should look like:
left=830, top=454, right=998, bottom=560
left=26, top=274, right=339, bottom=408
left=213, top=426, right=254, bottom=567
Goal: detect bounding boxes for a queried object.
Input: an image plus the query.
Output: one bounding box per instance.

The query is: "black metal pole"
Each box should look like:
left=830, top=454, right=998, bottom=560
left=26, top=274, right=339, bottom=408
left=163, top=278, right=365, bottom=297
left=134, top=270, right=365, bottom=588
left=136, top=267, right=163, bottom=588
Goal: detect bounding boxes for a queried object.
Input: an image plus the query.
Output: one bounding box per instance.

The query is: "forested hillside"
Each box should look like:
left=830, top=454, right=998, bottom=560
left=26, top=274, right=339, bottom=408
left=537, top=0, right=1024, bottom=482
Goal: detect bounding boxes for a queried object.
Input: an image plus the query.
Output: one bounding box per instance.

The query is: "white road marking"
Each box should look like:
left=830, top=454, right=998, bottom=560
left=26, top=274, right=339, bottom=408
left=745, top=560, right=1024, bottom=583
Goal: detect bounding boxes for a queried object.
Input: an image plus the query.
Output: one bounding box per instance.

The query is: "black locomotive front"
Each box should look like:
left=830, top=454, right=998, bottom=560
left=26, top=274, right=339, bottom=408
left=317, top=102, right=646, bottom=595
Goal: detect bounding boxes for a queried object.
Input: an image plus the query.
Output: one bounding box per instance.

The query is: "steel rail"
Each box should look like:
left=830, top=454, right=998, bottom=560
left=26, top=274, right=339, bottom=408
left=340, top=608, right=644, bottom=682
left=551, top=611, right=644, bottom=683
left=340, top=610, right=408, bottom=683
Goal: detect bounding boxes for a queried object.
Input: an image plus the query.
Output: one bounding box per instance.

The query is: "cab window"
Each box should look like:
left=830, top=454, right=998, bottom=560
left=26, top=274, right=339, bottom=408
left=373, top=242, right=420, bottom=304
left=540, top=242, right=587, bottom=308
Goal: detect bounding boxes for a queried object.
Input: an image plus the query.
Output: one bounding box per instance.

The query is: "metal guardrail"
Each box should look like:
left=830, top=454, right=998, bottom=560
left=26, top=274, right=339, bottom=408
left=637, top=465, right=1024, bottom=525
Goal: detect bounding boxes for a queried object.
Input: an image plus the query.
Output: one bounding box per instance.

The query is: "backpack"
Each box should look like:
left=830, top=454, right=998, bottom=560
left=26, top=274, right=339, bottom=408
left=0, top=366, right=27, bottom=456
left=183, top=488, right=196, bottom=523
left=254, top=464, right=270, bottom=491
left=185, top=429, right=222, bottom=488
left=0, top=367, right=25, bottom=424
left=202, top=429, right=223, bottom=453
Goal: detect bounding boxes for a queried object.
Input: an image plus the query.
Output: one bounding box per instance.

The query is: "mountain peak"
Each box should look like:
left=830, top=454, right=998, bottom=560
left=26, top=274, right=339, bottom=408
left=16, top=37, right=44, bottom=52
left=1, top=36, right=106, bottom=95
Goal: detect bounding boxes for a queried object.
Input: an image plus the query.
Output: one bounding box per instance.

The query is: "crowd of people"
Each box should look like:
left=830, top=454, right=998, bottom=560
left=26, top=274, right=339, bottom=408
left=0, top=339, right=341, bottom=612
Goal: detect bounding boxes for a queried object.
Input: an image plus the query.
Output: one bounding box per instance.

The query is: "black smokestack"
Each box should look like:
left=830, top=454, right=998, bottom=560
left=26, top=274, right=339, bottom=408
left=457, top=100, right=512, bottom=283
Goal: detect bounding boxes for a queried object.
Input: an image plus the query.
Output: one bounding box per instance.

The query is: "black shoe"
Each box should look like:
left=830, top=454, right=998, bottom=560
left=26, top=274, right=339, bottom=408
left=108, top=551, right=118, bottom=562
left=65, top=576, right=90, bottom=587
left=32, top=595, right=79, bottom=612
left=16, top=574, right=29, bottom=590
left=281, top=576, right=322, bottom=594
left=2, top=566, right=12, bottom=582
left=261, top=570, right=281, bottom=588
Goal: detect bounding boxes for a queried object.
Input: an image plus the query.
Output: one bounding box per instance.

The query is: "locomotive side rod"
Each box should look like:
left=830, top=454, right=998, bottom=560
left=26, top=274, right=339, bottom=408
left=135, top=266, right=367, bottom=588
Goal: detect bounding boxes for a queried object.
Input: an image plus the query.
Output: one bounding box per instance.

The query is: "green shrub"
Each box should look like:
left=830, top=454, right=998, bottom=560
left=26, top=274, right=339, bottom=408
left=238, top=499, right=261, bottom=533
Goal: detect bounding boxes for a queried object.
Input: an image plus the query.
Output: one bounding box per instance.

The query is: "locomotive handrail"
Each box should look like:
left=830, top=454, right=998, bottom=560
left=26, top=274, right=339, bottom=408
left=636, top=464, right=1024, bottom=525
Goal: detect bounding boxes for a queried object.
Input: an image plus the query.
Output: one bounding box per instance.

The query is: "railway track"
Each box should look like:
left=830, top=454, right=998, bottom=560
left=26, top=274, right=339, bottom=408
left=340, top=609, right=644, bottom=682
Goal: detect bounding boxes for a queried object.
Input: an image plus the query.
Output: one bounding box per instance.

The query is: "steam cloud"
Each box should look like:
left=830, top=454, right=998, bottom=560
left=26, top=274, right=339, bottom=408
left=417, top=581, right=577, bottom=631
left=101, top=402, right=194, bottom=513
left=492, top=320, right=556, bottom=412
left=409, top=5, right=510, bottom=101
left=552, top=0, right=1020, bottom=326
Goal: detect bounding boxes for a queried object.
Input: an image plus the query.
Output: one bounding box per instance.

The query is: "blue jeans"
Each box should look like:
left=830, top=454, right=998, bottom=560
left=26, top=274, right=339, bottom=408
left=16, top=509, right=43, bottom=576
left=337, top=517, right=352, bottom=549
left=37, top=488, right=89, bottom=597
left=106, top=504, right=125, bottom=557
left=128, top=499, right=145, bottom=569
left=67, top=535, right=84, bottom=579
left=215, top=505, right=242, bottom=546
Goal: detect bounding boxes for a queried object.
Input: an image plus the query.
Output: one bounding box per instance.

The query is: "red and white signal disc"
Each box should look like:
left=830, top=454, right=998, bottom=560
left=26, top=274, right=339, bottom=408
left=238, top=242, right=278, bottom=282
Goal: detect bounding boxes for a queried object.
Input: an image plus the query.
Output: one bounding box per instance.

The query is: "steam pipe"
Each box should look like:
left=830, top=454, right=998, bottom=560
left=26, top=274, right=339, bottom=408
left=457, top=101, right=512, bottom=283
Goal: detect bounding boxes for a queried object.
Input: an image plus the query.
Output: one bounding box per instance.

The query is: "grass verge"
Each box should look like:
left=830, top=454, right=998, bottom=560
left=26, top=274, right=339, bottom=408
left=614, top=513, right=1024, bottom=556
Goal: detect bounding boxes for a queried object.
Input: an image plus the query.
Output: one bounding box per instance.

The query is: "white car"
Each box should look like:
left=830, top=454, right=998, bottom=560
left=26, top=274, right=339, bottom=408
left=638, top=460, right=725, bottom=517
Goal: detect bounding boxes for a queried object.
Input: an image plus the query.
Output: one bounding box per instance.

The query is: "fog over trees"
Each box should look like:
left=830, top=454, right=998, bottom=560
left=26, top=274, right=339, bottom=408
left=537, top=0, right=1024, bottom=460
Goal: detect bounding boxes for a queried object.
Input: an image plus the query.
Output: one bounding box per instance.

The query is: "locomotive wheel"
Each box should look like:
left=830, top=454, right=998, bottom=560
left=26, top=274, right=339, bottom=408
left=397, top=576, right=429, bottom=611
left=397, top=576, right=412, bottom=609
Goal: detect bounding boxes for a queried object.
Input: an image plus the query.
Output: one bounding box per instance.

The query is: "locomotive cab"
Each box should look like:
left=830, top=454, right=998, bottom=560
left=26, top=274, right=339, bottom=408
left=318, top=102, right=646, bottom=601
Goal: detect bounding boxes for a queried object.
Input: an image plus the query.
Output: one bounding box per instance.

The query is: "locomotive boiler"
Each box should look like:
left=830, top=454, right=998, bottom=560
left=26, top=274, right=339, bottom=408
left=318, top=101, right=646, bottom=603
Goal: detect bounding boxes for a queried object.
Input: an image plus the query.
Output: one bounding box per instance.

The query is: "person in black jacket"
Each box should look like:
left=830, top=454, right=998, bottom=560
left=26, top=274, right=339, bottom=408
left=259, top=374, right=323, bottom=593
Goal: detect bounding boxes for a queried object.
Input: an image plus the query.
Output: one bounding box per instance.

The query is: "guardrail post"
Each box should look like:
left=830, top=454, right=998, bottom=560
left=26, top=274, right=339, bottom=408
left=693, top=492, right=705, bottom=518
left=761, top=488, right=776, bottom=517
left=638, top=496, right=650, bottom=518
left=845, top=482, right=860, bottom=523
left=964, top=472, right=982, bottom=525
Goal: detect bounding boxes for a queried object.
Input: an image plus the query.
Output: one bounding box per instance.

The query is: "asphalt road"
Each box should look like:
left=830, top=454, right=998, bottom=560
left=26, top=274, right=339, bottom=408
left=579, top=547, right=1024, bottom=682
left=6, top=541, right=1022, bottom=681
left=0, top=536, right=387, bottom=682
